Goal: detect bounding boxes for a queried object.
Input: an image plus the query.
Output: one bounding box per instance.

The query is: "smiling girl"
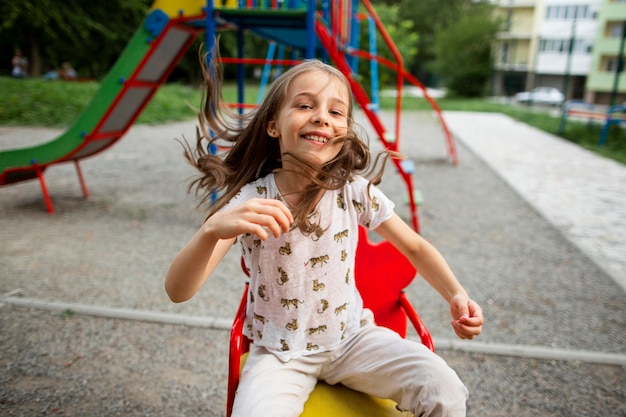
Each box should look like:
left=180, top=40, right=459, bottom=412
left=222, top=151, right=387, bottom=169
left=165, top=54, right=483, bottom=417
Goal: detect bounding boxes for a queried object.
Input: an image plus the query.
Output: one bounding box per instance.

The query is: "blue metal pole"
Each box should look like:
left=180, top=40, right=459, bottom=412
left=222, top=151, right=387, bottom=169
left=205, top=0, right=216, bottom=62
left=349, top=0, right=359, bottom=73
left=305, top=0, right=316, bottom=58
left=276, top=44, right=285, bottom=76
left=237, top=28, right=245, bottom=116
left=368, top=16, right=379, bottom=112
left=258, top=42, right=277, bottom=104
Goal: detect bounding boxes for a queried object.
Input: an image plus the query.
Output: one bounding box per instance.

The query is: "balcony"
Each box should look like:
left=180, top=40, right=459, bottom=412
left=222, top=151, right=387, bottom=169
left=496, top=0, right=536, bottom=9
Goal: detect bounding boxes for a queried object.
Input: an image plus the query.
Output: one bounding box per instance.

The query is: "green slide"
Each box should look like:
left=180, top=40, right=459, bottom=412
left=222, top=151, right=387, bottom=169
left=0, top=8, right=199, bottom=189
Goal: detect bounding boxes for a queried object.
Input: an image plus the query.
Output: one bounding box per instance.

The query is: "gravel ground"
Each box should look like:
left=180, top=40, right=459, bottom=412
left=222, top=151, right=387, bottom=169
left=1, top=113, right=624, bottom=416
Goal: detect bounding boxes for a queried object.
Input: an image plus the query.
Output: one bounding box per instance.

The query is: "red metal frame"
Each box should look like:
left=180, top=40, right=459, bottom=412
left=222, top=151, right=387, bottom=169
left=219, top=57, right=302, bottom=66
left=227, top=282, right=251, bottom=417
left=29, top=159, right=90, bottom=214
left=32, top=162, right=54, bottom=214
left=74, top=160, right=89, bottom=200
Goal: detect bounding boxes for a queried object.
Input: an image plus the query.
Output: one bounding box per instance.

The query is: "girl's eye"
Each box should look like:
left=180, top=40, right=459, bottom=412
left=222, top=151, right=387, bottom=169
left=298, top=103, right=312, bottom=109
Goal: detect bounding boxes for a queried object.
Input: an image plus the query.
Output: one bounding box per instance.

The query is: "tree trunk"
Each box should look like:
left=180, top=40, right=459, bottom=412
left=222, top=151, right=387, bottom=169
left=27, top=27, right=41, bottom=77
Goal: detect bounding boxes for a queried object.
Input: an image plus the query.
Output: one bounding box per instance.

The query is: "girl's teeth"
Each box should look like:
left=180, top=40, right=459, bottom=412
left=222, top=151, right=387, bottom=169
left=305, top=135, right=327, bottom=143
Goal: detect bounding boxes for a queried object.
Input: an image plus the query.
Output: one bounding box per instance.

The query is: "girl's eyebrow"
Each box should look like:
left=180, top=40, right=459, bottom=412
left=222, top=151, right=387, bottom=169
left=293, top=92, right=348, bottom=107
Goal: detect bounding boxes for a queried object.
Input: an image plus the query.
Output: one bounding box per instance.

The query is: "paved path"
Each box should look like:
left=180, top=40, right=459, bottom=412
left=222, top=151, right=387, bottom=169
left=444, top=111, right=626, bottom=292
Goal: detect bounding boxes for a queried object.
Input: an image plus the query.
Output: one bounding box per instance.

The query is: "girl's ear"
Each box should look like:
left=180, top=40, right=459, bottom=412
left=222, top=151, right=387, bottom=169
left=267, top=120, right=278, bottom=138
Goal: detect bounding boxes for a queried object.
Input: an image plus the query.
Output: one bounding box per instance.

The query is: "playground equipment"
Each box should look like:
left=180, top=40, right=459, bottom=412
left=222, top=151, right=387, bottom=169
left=599, top=104, right=626, bottom=146
left=0, top=0, right=457, bottom=231
left=560, top=100, right=626, bottom=145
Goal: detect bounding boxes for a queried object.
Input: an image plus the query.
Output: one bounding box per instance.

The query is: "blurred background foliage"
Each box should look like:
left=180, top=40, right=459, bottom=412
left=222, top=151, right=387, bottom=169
left=0, top=0, right=500, bottom=96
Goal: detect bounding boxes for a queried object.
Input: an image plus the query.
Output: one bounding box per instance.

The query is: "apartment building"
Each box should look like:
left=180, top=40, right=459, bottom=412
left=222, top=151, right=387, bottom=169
left=535, top=0, right=600, bottom=100
left=492, top=0, right=540, bottom=96
left=585, top=0, right=626, bottom=104
left=492, top=0, right=603, bottom=101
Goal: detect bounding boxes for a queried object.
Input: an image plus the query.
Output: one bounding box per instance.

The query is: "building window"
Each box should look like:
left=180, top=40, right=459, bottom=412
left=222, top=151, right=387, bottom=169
left=603, top=56, right=622, bottom=72
left=539, top=38, right=592, bottom=54
left=607, top=22, right=624, bottom=38
left=504, top=10, right=512, bottom=31
left=545, top=4, right=597, bottom=20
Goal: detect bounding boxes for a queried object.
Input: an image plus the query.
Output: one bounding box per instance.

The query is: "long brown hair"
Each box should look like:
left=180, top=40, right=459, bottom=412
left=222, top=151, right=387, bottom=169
left=183, top=48, right=392, bottom=233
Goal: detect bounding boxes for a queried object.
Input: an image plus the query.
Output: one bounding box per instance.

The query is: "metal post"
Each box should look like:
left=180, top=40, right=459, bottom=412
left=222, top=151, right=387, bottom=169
left=205, top=0, right=215, bottom=62
left=368, top=16, right=379, bottom=113
left=610, top=21, right=626, bottom=107
left=305, top=0, right=316, bottom=59
left=237, top=28, right=245, bottom=116
left=558, top=9, right=577, bottom=136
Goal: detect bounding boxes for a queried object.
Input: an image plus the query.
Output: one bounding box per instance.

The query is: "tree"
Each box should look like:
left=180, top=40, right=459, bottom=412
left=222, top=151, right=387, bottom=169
left=394, top=0, right=465, bottom=86
left=0, top=0, right=151, bottom=78
left=431, top=1, right=502, bottom=97
left=357, top=2, right=419, bottom=91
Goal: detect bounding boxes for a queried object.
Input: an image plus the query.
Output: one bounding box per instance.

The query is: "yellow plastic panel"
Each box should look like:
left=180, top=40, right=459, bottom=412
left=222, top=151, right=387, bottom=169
left=150, top=0, right=239, bottom=18
left=150, top=0, right=206, bottom=18
left=301, top=382, right=409, bottom=417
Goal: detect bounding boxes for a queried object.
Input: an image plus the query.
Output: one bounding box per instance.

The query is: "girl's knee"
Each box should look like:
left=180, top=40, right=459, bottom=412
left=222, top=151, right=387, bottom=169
left=402, top=360, right=468, bottom=417
left=424, top=370, right=468, bottom=416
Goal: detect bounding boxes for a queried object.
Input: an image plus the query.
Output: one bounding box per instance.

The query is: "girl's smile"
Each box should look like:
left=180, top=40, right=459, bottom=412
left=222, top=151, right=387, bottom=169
left=302, top=132, right=330, bottom=145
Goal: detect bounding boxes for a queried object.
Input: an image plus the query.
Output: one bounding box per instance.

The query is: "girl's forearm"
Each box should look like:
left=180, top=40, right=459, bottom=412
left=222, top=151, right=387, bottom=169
left=375, top=214, right=468, bottom=303
left=164, top=228, right=228, bottom=303
left=411, top=243, right=468, bottom=303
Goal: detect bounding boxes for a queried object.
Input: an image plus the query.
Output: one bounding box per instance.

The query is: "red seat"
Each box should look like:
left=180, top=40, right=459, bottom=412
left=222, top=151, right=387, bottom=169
left=227, top=225, right=433, bottom=416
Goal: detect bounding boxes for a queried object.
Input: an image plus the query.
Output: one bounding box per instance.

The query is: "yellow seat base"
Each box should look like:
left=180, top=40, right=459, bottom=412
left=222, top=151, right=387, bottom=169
left=302, top=381, right=411, bottom=416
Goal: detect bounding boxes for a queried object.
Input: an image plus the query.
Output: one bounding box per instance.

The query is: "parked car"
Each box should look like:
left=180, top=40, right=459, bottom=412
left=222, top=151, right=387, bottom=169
left=514, top=87, right=565, bottom=106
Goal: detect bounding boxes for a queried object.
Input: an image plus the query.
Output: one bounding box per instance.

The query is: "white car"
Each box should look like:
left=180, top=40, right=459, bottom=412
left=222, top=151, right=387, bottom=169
left=514, top=87, right=564, bottom=106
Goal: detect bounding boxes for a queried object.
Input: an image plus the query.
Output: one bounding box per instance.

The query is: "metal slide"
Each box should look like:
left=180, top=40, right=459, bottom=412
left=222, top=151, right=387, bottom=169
left=0, top=4, right=204, bottom=212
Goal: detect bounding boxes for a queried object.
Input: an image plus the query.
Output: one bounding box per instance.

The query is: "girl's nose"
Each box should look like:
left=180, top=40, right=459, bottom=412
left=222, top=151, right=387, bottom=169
left=312, top=112, right=329, bottom=126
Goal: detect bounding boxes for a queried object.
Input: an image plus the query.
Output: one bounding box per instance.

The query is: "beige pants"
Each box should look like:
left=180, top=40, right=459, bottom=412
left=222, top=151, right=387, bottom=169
left=232, top=316, right=468, bottom=417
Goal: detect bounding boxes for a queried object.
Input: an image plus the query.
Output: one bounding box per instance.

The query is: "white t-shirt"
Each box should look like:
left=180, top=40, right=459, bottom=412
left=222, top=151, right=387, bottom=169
left=225, top=173, right=394, bottom=361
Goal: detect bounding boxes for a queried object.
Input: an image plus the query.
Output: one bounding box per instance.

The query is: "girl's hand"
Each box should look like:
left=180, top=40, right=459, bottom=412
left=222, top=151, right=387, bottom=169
left=203, top=198, right=294, bottom=241
left=449, top=295, right=483, bottom=340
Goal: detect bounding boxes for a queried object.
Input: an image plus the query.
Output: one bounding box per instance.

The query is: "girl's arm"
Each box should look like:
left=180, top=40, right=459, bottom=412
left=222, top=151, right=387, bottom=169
left=165, top=198, right=293, bottom=303
left=374, top=213, right=483, bottom=339
left=165, top=230, right=235, bottom=303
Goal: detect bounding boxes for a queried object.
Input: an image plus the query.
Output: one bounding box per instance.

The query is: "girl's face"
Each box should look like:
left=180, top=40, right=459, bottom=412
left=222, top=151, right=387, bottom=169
left=267, top=70, right=350, bottom=169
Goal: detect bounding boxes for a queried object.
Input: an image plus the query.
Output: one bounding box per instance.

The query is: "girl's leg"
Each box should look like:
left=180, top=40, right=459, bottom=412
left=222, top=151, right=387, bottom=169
left=321, top=324, right=468, bottom=417
left=231, top=344, right=324, bottom=417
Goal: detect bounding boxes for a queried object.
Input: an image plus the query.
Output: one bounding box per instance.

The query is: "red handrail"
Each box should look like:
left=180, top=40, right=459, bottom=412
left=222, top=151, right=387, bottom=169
left=357, top=0, right=457, bottom=165
left=360, top=0, right=403, bottom=146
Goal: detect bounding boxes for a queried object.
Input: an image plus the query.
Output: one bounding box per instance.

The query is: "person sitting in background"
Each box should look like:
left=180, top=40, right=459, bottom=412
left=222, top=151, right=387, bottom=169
left=43, top=65, right=59, bottom=81
left=59, top=62, right=77, bottom=80
left=11, top=49, right=28, bottom=78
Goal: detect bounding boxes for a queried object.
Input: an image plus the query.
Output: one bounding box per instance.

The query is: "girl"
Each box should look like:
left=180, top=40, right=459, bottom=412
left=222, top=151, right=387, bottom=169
left=165, top=55, right=483, bottom=417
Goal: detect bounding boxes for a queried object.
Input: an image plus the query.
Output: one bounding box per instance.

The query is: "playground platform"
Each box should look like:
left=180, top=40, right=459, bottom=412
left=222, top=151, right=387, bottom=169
left=1, top=111, right=624, bottom=416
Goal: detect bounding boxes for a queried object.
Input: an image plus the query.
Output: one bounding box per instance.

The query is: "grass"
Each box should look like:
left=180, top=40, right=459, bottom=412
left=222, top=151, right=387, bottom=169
left=1, top=76, right=624, bottom=164
left=0, top=76, right=203, bottom=127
